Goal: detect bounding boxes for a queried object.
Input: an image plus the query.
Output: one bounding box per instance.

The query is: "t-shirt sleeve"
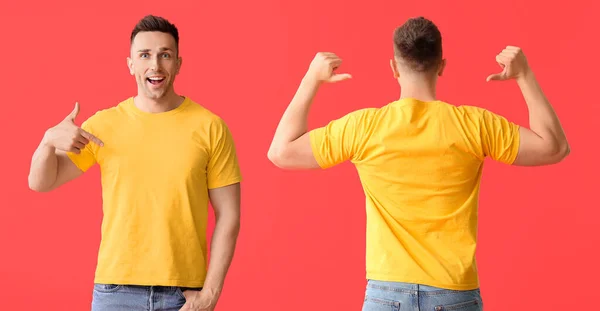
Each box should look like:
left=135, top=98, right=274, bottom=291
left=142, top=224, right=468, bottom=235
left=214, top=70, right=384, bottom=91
left=479, top=108, right=521, bottom=164
left=207, top=118, right=242, bottom=189
left=309, top=109, right=372, bottom=169
left=66, top=119, right=98, bottom=172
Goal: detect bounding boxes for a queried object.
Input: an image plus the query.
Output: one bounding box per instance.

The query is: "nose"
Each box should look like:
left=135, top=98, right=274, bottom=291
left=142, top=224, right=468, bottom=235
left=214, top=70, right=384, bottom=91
left=149, top=55, right=161, bottom=71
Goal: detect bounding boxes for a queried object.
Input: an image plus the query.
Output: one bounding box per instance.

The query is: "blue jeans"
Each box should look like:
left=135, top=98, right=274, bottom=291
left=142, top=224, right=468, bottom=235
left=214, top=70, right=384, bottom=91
left=91, top=284, right=202, bottom=311
left=362, top=280, right=483, bottom=311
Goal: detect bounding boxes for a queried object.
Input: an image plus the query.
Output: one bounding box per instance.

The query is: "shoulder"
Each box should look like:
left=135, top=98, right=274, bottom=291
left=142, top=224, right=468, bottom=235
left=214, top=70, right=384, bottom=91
left=185, top=98, right=226, bottom=123
left=332, top=107, right=379, bottom=124
left=183, top=99, right=233, bottom=139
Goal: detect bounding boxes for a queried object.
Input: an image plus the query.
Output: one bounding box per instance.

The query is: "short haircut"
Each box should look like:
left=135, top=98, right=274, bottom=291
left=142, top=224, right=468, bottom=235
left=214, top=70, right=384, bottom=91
left=130, top=15, right=180, bottom=53
left=393, top=17, right=443, bottom=72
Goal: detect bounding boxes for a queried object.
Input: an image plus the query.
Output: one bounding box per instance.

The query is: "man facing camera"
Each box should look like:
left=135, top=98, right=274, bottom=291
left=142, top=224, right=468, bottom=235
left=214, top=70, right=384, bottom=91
left=28, top=15, right=242, bottom=311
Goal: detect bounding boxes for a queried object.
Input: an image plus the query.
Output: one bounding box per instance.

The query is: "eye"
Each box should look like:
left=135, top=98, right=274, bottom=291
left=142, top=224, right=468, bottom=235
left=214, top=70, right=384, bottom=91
left=140, top=53, right=149, bottom=58
left=161, top=53, right=170, bottom=58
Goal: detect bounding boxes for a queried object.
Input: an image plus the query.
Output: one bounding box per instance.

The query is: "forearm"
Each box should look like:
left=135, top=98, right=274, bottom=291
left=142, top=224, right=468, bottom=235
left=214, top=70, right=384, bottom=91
left=268, top=75, right=321, bottom=154
left=517, top=71, right=569, bottom=152
left=203, top=214, right=240, bottom=292
left=28, top=137, right=59, bottom=192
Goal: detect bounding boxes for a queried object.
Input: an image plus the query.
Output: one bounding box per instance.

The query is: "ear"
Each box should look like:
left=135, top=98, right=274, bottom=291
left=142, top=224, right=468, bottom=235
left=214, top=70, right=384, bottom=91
left=390, top=58, right=399, bottom=79
left=176, top=56, right=182, bottom=75
left=437, top=59, right=447, bottom=77
left=127, top=57, right=134, bottom=75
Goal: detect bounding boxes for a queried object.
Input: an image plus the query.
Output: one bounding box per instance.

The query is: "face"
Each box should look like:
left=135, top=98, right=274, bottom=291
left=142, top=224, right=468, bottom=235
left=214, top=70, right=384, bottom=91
left=127, top=31, right=182, bottom=100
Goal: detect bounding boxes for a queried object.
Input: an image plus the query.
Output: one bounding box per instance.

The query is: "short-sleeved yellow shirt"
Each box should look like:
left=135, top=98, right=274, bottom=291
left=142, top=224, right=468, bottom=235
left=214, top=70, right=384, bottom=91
left=310, top=98, right=520, bottom=290
left=68, top=96, right=242, bottom=287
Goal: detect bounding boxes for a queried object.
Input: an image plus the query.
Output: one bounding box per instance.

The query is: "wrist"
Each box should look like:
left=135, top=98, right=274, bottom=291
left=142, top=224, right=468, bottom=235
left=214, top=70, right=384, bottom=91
left=301, top=73, right=322, bottom=87
left=202, top=278, right=223, bottom=293
left=516, top=68, right=534, bottom=85
left=201, top=284, right=222, bottom=296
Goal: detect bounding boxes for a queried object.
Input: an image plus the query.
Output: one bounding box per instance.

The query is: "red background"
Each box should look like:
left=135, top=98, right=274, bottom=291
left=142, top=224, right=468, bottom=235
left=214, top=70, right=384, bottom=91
left=1, top=0, right=597, bottom=310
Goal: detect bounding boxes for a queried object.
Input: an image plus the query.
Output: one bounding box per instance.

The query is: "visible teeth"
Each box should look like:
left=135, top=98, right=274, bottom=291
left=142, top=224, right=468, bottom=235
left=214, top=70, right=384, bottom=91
left=148, top=77, right=164, bottom=81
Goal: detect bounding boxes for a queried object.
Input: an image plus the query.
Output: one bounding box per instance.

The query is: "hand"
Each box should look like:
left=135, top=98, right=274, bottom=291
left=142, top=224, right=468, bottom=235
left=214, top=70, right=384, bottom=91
left=486, top=46, right=531, bottom=82
left=179, top=288, right=220, bottom=311
left=43, top=102, right=104, bottom=153
left=305, top=52, right=352, bottom=83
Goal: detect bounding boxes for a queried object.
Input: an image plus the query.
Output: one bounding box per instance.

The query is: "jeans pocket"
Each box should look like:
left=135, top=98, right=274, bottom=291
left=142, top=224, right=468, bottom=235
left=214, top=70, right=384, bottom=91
left=175, top=287, right=187, bottom=300
left=434, top=299, right=481, bottom=311
left=363, top=295, right=401, bottom=311
left=93, top=283, right=122, bottom=293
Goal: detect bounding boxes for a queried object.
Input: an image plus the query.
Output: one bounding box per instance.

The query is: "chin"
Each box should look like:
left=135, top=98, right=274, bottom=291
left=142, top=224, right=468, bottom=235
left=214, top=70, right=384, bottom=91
left=144, top=90, right=166, bottom=100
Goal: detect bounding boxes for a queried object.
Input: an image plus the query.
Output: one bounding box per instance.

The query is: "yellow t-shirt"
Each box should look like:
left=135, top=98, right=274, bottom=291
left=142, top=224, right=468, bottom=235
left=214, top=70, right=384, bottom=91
left=67, top=96, right=242, bottom=287
left=309, top=98, right=520, bottom=290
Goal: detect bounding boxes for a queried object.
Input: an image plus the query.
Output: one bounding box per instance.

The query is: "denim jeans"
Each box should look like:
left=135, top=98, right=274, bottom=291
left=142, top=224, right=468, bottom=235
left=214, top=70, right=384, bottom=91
left=91, top=284, right=202, bottom=311
left=362, top=280, right=483, bottom=311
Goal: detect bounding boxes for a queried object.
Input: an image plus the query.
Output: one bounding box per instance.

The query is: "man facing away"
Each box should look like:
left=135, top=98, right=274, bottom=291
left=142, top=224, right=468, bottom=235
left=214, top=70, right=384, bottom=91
left=28, top=15, right=242, bottom=311
left=267, top=17, right=569, bottom=311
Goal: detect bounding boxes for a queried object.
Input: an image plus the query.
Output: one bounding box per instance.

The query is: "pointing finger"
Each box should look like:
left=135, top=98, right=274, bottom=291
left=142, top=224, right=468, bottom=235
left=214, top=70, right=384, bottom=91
left=80, top=129, right=104, bottom=147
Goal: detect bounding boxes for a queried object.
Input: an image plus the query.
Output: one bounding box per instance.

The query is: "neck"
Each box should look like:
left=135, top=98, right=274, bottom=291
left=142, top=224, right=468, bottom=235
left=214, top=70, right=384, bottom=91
left=398, top=73, right=438, bottom=102
left=134, top=89, right=184, bottom=113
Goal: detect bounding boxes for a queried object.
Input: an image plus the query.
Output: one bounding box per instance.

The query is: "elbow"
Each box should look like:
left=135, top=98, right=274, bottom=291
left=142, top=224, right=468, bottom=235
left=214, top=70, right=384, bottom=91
left=546, top=140, right=571, bottom=164
left=558, top=141, right=570, bottom=160
left=219, top=214, right=241, bottom=238
left=267, top=146, right=289, bottom=169
left=268, top=147, right=298, bottom=169
left=27, top=173, right=53, bottom=193
left=28, top=178, right=49, bottom=193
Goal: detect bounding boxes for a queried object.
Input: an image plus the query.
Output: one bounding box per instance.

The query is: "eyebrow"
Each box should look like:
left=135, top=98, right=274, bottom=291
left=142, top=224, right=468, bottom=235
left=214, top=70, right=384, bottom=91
left=137, top=47, right=173, bottom=53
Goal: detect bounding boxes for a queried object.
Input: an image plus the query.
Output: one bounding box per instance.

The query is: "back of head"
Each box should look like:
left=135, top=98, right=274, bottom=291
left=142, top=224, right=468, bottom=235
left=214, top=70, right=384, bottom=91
left=393, top=17, right=443, bottom=73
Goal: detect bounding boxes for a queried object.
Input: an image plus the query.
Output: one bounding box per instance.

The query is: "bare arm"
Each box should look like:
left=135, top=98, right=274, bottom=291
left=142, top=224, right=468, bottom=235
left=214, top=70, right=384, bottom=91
left=203, top=183, right=241, bottom=297
left=487, top=46, right=569, bottom=166
left=28, top=140, right=83, bottom=192
left=267, top=76, right=321, bottom=169
left=27, top=102, right=103, bottom=192
left=268, top=52, right=352, bottom=169
left=513, top=71, right=570, bottom=166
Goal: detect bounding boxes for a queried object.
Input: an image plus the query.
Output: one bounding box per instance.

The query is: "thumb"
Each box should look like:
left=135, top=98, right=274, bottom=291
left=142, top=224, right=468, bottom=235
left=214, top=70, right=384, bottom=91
left=67, top=102, right=80, bottom=121
left=329, top=73, right=352, bottom=82
left=486, top=73, right=504, bottom=82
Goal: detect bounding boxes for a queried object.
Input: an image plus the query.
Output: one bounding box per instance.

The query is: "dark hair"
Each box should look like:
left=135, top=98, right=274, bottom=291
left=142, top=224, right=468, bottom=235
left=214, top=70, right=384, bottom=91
left=393, top=17, right=442, bottom=72
left=130, top=15, right=179, bottom=52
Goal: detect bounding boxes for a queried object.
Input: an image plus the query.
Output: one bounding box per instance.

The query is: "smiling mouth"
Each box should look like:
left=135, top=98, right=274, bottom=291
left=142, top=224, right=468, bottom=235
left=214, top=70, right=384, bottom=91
left=147, top=76, right=166, bottom=85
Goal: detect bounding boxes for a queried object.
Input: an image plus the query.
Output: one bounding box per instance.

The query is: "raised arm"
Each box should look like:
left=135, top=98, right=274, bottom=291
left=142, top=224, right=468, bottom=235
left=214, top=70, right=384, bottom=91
left=267, top=52, right=353, bottom=169
left=486, top=46, right=570, bottom=166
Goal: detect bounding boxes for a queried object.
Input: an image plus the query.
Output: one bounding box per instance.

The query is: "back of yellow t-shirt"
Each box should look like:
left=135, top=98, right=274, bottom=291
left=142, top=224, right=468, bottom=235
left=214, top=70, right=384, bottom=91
left=309, top=98, right=520, bottom=290
left=67, top=97, right=242, bottom=287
